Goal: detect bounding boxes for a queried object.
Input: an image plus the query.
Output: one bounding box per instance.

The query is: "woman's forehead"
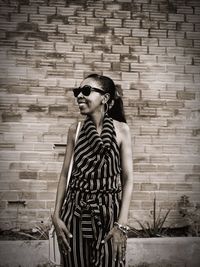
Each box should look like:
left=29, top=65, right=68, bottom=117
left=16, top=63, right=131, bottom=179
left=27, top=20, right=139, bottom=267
left=80, top=77, right=102, bottom=88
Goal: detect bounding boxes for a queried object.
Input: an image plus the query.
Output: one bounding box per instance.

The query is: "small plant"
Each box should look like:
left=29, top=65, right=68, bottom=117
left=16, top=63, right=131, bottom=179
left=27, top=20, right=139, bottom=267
left=178, top=195, right=200, bottom=237
left=130, top=197, right=171, bottom=237
left=32, top=219, right=52, bottom=240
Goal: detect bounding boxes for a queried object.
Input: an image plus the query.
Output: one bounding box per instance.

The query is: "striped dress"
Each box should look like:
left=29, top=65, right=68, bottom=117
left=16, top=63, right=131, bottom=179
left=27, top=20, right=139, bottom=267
left=61, top=114, right=125, bottom=267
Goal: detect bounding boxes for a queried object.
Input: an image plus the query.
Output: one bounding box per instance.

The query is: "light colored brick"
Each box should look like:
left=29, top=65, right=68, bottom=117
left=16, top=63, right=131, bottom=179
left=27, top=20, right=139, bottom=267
left=141, top=89, right=159, bottom=99
left=114, top=28, right=131, bottom=36
left=20, top=5, right=38, bottom=14
left=142, top=37, right=158, bottom=46
left=39, top=6, right=56, bottom=15
left=86, top=17, right=104, bottom=26
left=123, top=19, right=140, bottom=28
left=0, top=151, right=20, bottom=161
left=177, top=22, right=194, bottom=31
left=77, top=26, right=94, bottom=35
left=131, top=46, right=148, bottom=54
left=105, top=18, right=122, bottom=27
left=139, top=55, right=157, bottom=63
left=103, top=53, right=120, bottom=62
left=64, top=52, right=84, bottom=63
left=149, top=47, right=166, bottom=55
left=132, top=29, right=149, bottom=37
left=186, top=14, right=200, bottom=23
left=167, top=65, right=184, bottom=73
left=187, top=31, right=200, bottom=39
left=177, top=6, right=194, bottom=14
left=159, top=21, right=176, bottom=30
left=175, top=74, right=193, bottom=83
left=121, top=72, right=138, bottom=81
left=150, top=12, right=167, bottom=21
left=141, top=183, right=158, bottom=191
left=159, top=38, right=176, bottom=47
left=95, top=9, right=112, bottom=18
left=113, top=10, right=131, bottom=19
left=26, top=201, right=46, bottom=209
left=36, top=23, right=55, bottom=33
left=167, top=47, right=184, bottom=56
left=150, top=29, right=167, bottom=38
left=74, top=43, right=92, bottom=52
left=112, top=45, right=129, bottom=53
left=175, top=55, right=193, bottom=65
left=194, top=39, right=200, bottom=47
left=11, top=13, right=28, bottom=22
left=0, top=22, right=17, bottom=31
left=93, top=62, right=111, bottom=70
left=176, top=39, right=193, bottom=47
left=57, top=7, right=75, bottom=16
left=169, top=14, right=185, bottom=22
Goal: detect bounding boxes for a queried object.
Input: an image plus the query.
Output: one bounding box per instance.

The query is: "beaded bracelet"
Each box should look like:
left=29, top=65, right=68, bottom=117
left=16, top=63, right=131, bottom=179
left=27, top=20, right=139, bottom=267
left=114, top=222, right=130, bottom=235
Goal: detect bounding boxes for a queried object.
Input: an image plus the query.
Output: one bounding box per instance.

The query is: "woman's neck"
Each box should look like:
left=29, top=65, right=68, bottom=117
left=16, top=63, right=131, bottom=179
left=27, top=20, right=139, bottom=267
left=89, top=112, right=105, bottom=134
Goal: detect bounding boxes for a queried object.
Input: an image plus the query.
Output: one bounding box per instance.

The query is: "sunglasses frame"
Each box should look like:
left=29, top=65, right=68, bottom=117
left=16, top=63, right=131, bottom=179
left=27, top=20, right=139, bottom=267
left=73, top=85, right=106, bottom=97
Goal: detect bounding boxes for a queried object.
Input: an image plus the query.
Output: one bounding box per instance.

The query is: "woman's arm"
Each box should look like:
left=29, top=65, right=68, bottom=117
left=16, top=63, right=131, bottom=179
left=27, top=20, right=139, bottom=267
left=103, top=122, right=133, bottom=262
left=52, top=123, right=76, bottom=254
left=117, top=122, right=134, bottom=225
left=53, top=123, right=76, bottom=218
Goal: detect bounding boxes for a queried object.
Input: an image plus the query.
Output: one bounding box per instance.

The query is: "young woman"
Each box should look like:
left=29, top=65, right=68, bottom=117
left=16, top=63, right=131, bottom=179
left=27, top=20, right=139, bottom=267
left=52, top=74, right=133, bottom=267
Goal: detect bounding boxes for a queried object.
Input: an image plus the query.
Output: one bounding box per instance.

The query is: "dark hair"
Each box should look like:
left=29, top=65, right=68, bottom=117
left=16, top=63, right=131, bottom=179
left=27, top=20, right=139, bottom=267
left=85, top=74, right=126, bottom=123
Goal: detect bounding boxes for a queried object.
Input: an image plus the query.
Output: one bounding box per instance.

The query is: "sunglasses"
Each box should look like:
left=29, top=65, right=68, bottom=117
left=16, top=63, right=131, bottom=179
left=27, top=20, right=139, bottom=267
left=73, top=85, right=106, bottom=97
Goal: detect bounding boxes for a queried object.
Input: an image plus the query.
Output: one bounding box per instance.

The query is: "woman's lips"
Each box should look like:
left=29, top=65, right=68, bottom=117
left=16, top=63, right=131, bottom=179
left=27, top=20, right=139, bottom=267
left=78, top=101, right=87, bottom=108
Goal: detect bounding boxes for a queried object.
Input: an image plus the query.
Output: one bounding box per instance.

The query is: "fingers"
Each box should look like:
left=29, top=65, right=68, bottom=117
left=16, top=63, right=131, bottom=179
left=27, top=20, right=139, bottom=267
left=62, top=224, right=73, bottom=239
left=121, top=243, right=126, bottom=265
left=62, top=234, right=71, bottom=253
left=102, top=228, right=126, bottom=265
left=118, top=244, right=122, bottom=263
left=112, top=241, right=118, bottom=263
left=54, top=219, right=73, bottom=255
left=102, top=230, right=113, bottom=244
left=112, top=235, right=126, bottom=264
left=57, top=231, right=72, bottom=255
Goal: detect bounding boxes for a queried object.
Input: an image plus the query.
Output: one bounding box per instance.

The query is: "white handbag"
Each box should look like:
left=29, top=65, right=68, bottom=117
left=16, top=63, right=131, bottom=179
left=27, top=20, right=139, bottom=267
left=49, top=122, right=81, bottom=266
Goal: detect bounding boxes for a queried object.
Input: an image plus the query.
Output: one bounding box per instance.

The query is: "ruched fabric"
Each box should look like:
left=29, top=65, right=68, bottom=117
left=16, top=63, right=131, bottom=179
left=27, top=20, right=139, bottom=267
left=60, top=114, right=125, bottom=267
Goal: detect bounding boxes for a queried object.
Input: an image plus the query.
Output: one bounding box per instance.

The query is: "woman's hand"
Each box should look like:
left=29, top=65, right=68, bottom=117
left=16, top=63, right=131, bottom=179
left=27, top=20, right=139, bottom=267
left=102, top=226, right=127, bottom=264
left=52, top=216, right=73, bottom=255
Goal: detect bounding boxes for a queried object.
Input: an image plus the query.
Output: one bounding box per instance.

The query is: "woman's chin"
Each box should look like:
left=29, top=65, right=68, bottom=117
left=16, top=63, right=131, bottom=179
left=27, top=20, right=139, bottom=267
left=79, top=107, right=89, bottom=115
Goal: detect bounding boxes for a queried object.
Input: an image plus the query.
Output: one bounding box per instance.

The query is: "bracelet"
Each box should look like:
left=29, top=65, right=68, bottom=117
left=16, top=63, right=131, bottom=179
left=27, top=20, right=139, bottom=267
left=114, top=222, right=130, bottom=235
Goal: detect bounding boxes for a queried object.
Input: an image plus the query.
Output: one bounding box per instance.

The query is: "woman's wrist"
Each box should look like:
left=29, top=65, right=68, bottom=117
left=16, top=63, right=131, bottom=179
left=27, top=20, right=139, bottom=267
left=114, top=222, right=130, bottom=235
left=52, top=211, right=61, bottom=222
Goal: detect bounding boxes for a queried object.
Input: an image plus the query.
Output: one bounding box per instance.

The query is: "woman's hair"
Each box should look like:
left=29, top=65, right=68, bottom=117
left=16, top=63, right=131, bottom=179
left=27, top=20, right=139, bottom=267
left=85, top=74, right=127, bottom=123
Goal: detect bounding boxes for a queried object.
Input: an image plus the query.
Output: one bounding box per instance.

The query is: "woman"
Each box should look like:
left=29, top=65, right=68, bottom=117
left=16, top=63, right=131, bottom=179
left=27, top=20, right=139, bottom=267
left=52, top=74, right=133, bottom=267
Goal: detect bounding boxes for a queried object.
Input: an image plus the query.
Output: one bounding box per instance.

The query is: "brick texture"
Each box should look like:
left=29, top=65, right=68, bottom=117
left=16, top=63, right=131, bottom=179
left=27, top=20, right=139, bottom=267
left=0, top=0, right=200, bottom=230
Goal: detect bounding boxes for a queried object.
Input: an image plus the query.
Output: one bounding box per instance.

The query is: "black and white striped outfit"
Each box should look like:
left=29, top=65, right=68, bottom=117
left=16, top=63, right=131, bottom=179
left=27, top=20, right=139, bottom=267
left=61, top=114, right=125, bottom=267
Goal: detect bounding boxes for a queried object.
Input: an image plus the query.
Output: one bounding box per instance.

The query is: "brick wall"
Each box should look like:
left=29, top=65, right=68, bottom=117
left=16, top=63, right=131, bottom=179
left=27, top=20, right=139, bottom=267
left=0, top=0, right=199, bottom=230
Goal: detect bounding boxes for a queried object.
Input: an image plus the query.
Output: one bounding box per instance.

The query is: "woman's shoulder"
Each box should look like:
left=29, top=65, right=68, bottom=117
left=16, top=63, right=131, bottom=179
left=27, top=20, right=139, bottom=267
left=113, top=119, right=130, bottom=135
left=68, top=121, right=81, bottom=139
left=113, top=119, right=130, bottom=145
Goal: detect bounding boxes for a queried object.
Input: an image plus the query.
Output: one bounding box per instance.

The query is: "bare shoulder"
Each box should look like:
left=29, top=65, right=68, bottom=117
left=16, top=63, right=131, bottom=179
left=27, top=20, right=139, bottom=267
left=113, top=120, right=130, bottom=134
left=113, top=120, right=131, bottom=146
left=67, top=122, right=79, bottom=141
left=68, top=122, right=77, bottom=134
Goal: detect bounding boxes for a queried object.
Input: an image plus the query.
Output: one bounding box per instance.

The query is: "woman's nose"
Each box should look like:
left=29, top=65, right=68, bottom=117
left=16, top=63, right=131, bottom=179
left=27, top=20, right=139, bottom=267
left=77, top=91, right=84, bottom=98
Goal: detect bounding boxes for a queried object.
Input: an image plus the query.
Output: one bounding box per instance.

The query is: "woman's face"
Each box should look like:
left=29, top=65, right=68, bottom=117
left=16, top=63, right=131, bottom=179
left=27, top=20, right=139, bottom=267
left=76, top=78, right=106, bottom=115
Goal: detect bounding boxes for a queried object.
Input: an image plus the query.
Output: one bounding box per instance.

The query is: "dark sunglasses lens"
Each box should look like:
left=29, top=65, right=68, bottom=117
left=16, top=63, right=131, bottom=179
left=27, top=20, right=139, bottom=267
left=73, top=86, right=92, bottom=97
left=82, top=86, right=91, bottom=96
left=73, top=88, right=80, bottom=97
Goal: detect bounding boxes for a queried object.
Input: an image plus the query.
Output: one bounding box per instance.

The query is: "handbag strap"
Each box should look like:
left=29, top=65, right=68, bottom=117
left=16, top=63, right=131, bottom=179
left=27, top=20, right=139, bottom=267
left=66, top=121, right=81, bottom=188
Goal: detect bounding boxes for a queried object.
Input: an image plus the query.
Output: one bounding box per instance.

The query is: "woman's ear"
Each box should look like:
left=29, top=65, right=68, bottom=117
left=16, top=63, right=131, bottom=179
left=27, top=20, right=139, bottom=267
left=102, top=93, right=110, bottom=104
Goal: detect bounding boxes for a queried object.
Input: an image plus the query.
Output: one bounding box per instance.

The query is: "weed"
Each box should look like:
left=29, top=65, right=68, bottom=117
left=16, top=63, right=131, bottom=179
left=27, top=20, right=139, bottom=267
left=130, top=197, right=171, bottom=237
